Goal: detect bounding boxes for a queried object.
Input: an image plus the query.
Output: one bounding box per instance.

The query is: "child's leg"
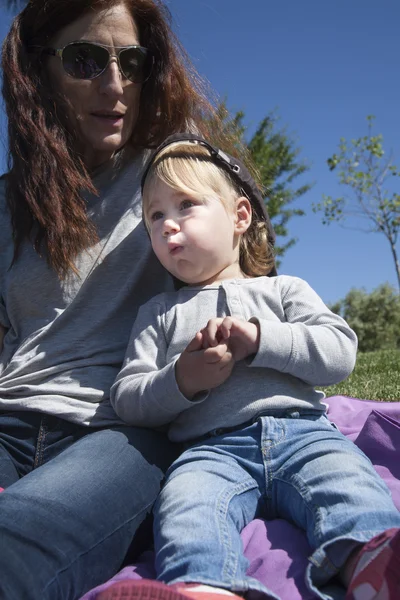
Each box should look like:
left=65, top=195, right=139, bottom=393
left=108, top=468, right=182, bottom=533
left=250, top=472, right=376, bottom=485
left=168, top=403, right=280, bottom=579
left=263, top=413, right=400, bottom=599
left=343, top=528, right=400, bottom=599
left=153, top=436, right=276, bottom=600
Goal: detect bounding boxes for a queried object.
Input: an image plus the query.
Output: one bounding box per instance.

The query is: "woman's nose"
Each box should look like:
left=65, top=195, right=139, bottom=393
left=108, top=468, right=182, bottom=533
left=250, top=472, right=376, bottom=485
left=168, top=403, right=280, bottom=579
left=98, top=59, right=124, bottom=96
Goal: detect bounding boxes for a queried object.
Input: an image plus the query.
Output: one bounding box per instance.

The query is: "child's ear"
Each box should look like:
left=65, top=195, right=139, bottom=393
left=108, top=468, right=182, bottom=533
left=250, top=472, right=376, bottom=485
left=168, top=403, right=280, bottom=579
left=234, top=197, right=252, bottom=234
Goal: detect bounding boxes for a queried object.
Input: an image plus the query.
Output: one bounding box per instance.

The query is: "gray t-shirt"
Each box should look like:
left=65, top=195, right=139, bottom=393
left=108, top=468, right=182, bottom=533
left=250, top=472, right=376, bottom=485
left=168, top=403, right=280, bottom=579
left=111, top=276, right=357, bottom=442
left=0, top=152, right=173, bottom=426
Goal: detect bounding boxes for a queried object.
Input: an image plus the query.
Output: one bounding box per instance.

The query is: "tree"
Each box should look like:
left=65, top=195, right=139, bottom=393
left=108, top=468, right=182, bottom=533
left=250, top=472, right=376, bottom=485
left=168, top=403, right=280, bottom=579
left=211, top=102, right=312, bottom=263
left=330, top=283, right=400, bottom=352
left=313, top=115, right=400, bottom=291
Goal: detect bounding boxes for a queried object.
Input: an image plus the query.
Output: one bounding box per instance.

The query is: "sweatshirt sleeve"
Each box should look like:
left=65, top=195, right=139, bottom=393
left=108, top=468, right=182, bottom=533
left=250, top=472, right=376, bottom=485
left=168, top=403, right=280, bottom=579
left=249, top=276, right=358, bottom=386
left=110, top=297, right=200, bottom=427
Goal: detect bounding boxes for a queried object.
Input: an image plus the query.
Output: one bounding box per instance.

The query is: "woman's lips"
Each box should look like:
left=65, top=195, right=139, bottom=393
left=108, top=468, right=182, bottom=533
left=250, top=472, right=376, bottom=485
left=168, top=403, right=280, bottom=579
left=91, top=112, right=124, bottom=126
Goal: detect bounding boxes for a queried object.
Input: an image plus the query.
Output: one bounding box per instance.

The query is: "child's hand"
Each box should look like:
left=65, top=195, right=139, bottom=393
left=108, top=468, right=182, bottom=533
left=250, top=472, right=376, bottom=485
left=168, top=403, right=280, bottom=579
left=200, top=317, right=260, bottom=362
left=176, top=331, right=234, bottom=399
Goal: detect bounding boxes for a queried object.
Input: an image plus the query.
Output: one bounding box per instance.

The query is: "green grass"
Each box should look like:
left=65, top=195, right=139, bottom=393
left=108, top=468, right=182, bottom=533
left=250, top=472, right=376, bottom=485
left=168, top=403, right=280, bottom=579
left=323, top=349, right=400, bottom=401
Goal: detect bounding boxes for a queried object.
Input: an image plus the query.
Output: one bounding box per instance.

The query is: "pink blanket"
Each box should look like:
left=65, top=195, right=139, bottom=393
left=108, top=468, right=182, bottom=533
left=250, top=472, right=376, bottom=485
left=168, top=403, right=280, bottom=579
left=81, top=396, right=400, bottom=600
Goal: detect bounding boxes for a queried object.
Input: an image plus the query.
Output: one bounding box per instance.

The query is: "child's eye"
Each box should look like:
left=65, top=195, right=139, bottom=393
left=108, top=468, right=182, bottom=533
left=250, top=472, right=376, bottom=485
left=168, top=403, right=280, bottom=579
left=180, top=199, right=195, bottom=210
left=150, top=211, right=163, bottom=222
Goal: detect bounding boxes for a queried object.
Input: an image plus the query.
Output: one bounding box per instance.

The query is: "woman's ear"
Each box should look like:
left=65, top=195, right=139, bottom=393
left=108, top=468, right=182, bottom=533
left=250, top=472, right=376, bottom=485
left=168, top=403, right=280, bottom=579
left=234, top=197, right=252, bottom=235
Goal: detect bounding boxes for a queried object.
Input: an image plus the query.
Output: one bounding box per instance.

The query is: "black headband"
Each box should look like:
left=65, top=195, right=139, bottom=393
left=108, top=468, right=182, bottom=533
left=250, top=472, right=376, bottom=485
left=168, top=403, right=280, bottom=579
left=141, top=132, right=277, bottom=275
left=142, top=133, right=272, bottom=225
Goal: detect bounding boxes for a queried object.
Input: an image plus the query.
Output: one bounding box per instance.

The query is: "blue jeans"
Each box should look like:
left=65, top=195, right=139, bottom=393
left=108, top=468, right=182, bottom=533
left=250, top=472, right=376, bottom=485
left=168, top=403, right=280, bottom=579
left=0, top=410, right=177, bottom=600
left=153, top=412, right=400, bottom=600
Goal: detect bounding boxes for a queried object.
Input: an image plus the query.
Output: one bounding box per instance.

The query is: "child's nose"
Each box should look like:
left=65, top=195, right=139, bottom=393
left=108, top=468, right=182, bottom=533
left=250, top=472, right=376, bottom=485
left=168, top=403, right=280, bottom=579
left=163, top=219, right=180, bottom=236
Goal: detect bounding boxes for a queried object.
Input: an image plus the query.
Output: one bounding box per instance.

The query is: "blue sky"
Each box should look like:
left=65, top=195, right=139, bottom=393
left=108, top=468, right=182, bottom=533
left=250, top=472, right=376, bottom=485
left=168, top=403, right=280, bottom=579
left=1, top=0, right=399, bottom=303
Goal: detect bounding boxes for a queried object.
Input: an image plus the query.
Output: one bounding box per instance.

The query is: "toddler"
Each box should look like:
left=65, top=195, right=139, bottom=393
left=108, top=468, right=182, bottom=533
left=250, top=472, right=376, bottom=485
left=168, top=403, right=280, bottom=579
left=108, top=133, right=400, bottom=600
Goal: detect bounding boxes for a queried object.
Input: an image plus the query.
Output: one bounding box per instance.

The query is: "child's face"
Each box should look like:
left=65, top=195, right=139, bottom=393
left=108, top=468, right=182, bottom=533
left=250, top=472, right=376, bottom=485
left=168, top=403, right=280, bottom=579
left=145, top=179, right=245, bottom=286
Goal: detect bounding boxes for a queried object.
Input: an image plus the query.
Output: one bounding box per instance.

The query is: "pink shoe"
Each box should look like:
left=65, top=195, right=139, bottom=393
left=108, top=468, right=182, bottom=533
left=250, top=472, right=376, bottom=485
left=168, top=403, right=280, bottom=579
left=97, top=579, right=242, bottom=600
left=345, top=528, right=400, bottom=600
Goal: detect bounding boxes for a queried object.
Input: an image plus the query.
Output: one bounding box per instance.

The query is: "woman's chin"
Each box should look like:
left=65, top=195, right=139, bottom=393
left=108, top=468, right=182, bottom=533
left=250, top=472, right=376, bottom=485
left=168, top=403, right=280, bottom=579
left=82, top=139, right=127, bottom=169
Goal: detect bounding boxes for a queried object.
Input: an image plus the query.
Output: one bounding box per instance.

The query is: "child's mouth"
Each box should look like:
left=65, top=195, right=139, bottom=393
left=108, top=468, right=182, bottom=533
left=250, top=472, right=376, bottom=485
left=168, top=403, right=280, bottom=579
left=169, top=245, right=183, bottom=256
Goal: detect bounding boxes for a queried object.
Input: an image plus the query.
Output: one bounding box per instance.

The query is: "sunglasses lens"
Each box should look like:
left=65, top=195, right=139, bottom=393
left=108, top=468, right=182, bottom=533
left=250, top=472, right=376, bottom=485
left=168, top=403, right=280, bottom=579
left=62, top=43, right=109, bottom=79
left=119, top=47, right=151, bottom=83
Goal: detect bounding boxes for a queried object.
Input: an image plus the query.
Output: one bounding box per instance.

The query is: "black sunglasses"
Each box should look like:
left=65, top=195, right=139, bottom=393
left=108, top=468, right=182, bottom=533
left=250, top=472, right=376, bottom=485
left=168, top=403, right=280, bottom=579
left=42, top=41, right=153, bottom=83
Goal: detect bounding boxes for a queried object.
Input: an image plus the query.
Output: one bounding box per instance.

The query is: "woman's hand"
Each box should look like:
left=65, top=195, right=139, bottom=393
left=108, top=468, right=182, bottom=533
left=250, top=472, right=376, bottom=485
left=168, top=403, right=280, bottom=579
left=200, top=317, right=260, bottom=362
left=175, top=331, right=234, bottom=400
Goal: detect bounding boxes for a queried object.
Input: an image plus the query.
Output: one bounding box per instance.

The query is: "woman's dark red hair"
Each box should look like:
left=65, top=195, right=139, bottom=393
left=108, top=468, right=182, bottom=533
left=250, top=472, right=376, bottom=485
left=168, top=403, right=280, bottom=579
left=1, top=0, right=218, bottom=277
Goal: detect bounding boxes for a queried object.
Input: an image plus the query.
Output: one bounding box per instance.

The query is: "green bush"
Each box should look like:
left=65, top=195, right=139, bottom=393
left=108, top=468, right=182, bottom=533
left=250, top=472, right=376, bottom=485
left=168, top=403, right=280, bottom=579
left=323, top=349, right=400, bottom=400
left=330, top=283, right=400, bottom=352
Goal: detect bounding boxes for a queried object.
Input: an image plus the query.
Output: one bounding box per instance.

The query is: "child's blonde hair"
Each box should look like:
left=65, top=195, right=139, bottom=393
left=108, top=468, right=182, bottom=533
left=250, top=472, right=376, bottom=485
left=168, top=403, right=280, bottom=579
left=142, top=142, right=276, bottom=278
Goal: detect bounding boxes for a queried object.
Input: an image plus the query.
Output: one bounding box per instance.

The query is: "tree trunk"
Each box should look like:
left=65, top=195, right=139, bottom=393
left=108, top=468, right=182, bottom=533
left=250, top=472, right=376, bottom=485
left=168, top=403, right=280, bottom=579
left=388, top=238, right=400, bottom=293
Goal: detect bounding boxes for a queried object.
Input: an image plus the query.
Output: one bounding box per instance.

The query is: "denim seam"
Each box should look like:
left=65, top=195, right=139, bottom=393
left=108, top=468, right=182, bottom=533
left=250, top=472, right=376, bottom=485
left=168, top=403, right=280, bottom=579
left=260, top=418, right=286, bottom=502
left=215, top=478, right=258, bottom=583
left=260, top=418, right=286, bottom=449
left=262, top=443, right=273, bottom=502
left=34, top=417, right=47, bottom=469
left=42, top=499, right=155, bottom=597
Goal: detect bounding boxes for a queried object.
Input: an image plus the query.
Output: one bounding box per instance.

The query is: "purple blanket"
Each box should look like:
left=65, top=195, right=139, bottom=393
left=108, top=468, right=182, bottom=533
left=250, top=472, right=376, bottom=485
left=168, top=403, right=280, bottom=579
left=81, top=396, right=400, bottom=600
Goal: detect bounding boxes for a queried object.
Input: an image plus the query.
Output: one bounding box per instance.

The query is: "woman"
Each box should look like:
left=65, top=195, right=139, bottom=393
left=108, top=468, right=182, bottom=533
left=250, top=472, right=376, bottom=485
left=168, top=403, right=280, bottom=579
left=0, top=1, right=228, bottom=599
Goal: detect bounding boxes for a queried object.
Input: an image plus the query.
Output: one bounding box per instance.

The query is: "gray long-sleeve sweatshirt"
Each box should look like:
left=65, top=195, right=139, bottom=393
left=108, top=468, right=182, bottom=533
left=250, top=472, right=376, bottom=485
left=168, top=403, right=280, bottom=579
left=111, top=276, right=358, bottom=442
left=0, top=152, right=173, bottom=425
